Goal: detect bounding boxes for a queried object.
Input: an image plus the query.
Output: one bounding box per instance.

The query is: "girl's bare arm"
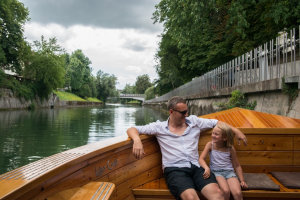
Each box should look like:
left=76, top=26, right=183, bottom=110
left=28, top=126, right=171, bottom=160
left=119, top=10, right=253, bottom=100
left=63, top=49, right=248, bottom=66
left=199, top=142, right=212, bottom=179
left=231, top=146, right=248, bottom=188
left=217, top=121, right=247, bottom=145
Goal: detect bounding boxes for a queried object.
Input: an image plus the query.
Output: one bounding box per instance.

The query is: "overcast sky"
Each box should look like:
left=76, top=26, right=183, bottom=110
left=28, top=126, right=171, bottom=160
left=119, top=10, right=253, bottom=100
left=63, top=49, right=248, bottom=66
left=19, top=0, right=163, bottom=89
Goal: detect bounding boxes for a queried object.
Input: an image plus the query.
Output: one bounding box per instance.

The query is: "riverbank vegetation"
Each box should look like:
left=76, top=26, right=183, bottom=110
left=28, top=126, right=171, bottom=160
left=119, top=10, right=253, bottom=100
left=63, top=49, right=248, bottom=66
left=126, top=100, right=142, bottom=105
left=216, top=90, right=257, bottom=110
left=121, top=74, right=155, bottom=100
left=2, top=0, right=299, bottom=102
left=86, top=97, right=102, bottom=103
left=0, top=0, right=118, bottom=103
left=53, top=91, right=102, bottom=103
left=53, top=91, right=86, bottom=102
left=153, top=0, right=300, bottom=95
left=122, top=75, right=152, bottom=95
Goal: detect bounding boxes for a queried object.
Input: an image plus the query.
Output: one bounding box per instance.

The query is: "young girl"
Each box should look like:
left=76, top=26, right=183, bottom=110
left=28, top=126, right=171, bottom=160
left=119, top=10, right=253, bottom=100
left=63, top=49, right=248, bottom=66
left=199, top=122, right=248, bottom=200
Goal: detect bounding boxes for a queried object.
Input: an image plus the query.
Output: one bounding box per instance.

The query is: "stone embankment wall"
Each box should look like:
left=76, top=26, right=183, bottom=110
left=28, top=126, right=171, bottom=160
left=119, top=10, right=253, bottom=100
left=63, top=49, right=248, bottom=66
left=187, top=90, right=300, bottom=119
left=145, top=90, right=300, bottom=119
left=0, top=88, right=102, bottom=110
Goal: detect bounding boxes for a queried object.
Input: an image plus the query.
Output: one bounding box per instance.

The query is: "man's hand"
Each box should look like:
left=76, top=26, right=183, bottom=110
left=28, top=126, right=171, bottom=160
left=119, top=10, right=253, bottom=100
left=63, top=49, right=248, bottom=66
left=133, top=139, right=145, bottom=159
left=127, top=127, right=146, bottom=159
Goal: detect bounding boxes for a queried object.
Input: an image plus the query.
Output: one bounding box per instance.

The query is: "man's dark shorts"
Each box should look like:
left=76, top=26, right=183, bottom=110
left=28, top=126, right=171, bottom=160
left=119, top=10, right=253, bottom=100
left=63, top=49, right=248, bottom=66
left=164, top=164, right=217, bottom=200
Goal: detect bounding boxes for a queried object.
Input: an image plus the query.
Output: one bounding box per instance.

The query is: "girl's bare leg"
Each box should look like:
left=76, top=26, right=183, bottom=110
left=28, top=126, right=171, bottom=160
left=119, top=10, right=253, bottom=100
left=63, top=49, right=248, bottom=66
left=227, top=177, right=243, bottom=200
left=215, top=176, right=230, bottom=200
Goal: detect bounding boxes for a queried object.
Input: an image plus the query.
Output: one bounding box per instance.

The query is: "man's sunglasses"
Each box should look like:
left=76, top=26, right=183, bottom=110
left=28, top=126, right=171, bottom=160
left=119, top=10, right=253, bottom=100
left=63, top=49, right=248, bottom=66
left=173, top=109, right=188, bottom=115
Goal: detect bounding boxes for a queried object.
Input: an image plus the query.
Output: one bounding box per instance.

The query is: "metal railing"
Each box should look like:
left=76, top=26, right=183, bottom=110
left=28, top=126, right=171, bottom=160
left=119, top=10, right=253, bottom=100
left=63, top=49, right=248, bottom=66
left=147, top=26, right=300, bottom=103
left=119, top=94, right=145, bottom=97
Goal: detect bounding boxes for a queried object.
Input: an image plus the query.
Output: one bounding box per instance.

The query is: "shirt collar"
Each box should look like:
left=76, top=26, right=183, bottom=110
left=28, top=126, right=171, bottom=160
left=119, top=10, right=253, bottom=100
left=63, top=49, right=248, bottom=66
left=164, top=116, right=192, bottom=130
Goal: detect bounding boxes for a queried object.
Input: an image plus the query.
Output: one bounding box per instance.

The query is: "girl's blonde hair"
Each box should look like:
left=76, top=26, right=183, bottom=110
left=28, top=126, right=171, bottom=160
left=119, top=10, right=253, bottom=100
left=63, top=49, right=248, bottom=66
left=216, top=122, right=235, bottom=148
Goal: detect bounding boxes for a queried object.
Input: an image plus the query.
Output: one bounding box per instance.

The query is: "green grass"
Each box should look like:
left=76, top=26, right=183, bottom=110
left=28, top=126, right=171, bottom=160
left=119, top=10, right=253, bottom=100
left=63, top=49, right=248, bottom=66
left=53, top=90, right=86, bottom=101
left=54, top=90, right=102, bottom=103
left=127, top=100, right=141, bottom=104
left=86, top=97, right=102, bottom=103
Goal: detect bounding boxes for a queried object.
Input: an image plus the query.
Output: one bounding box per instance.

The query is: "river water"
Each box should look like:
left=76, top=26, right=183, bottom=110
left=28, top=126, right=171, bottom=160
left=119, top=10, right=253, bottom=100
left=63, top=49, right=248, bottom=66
left=0, top=104, right=168, bottom=174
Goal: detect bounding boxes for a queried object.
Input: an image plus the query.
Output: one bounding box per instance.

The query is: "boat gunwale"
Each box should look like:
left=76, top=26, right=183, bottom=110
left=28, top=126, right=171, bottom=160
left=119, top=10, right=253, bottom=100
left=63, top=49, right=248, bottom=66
left=0, top=135, right=155, bottom=200
left=202, top=128, right=300, bottom=135
left=1, top=106, right=300, bottom=200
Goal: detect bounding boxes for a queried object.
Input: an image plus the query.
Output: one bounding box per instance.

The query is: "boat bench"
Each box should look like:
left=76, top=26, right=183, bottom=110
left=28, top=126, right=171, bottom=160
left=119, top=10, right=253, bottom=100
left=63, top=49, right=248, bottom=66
left=132, top=173, right=300, bottom=200
left=47, top=181, right=115, bottom=200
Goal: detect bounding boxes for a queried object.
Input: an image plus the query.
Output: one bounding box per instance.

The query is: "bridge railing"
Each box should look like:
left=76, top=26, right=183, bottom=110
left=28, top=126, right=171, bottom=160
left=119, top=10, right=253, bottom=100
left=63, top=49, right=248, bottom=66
left=146, top=26, right=300, bottom=103
left=119, top=94, right=145, bottom=98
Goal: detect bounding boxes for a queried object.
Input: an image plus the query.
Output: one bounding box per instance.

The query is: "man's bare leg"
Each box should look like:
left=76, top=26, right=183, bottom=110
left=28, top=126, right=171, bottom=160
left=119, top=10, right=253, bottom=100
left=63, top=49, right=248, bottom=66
left=201, top=183, right=224, bottom=200
left=180, top=188, right=200, bottom=200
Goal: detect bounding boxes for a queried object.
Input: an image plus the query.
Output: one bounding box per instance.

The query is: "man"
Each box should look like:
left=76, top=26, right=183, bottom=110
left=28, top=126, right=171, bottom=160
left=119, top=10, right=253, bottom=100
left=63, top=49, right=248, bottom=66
left=127, top=96, right=247, bottom=200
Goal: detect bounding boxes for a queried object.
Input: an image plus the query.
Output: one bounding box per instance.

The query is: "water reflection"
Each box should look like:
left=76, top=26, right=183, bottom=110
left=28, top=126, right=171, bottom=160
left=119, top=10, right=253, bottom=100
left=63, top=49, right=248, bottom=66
left=0, top=104, right=168, bottom=174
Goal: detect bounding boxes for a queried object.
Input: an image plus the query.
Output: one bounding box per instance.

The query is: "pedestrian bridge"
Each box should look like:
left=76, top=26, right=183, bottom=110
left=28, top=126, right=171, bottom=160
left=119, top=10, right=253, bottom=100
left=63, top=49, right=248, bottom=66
left=119, top=94, right=145, bottom=102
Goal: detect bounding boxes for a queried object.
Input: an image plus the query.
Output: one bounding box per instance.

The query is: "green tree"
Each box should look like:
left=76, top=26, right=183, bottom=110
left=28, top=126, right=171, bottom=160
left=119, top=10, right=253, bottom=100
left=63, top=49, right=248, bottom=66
left=155, top=31, right=185, bottom=95
left=0, top=0, right=30, bottom=74
left=122, top=83, right=136, bottom=94
left=96, top=70, right=118, bottom=102
left=135, top=74, right=152, bottom=94
left=145, top=86, right=156, bottom=100
left=62, top=53, right=71, bottom=90
left=153, top=0, right=300, bottom=94
left=23, top=36, right=65, bottom=98
left=66, top=50, right=94, bottom=97
left=88, top=76, right=97, bottom=97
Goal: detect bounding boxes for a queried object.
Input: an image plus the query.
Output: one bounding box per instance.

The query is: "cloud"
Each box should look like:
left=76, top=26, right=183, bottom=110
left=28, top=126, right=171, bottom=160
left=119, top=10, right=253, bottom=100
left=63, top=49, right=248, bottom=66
left=125, top=65, right=143, bottom=73
left=122, top=41, right=146, bottom=52
left=23, top=22, right=160, bottom=89
left=20, top=0, right=162, bottom=32
left=20, top=0, right=162, bottom=89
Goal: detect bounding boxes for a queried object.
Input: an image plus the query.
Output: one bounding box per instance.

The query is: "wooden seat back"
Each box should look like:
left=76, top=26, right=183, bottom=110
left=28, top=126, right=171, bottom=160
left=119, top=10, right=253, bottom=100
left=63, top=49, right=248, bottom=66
left=199, top=128, right=300, bottom=173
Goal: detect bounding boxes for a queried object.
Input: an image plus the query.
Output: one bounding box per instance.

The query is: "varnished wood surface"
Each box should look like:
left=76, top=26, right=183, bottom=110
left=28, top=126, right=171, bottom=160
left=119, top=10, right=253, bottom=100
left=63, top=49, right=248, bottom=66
left=201, top=107, right=300, bottom=128
left=133, top=177, right=300, bottom=200
left=48, top=182, right=115, bottom=200
left=0, top=135, right=160, bottom=200
left=198, top=132, right=300, bottom=171
left=1, top=108, right=300, bottom=200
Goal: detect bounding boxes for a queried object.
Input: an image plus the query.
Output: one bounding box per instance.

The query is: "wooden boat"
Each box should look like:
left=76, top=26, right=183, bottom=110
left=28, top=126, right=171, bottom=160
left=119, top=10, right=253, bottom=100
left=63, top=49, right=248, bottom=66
left=1, top=107, right=300, bottom=200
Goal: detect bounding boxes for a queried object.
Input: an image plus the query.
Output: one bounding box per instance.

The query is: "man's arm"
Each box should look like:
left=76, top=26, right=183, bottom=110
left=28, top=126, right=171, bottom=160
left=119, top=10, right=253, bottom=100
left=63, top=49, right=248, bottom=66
left=217, top=121, right=247, bottom=145
left=127, top=127, right=145, bottom=159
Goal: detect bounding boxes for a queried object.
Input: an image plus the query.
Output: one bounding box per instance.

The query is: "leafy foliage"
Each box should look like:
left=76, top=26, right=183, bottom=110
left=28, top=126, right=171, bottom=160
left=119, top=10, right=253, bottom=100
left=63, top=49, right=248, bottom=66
left=282, top=78, right=299, bottom=102
left=96, top=70, right=118, bottom=102
left=53, top=90, right=86, bottom=101
left=0, top=1, right=117, bottom=102
left=153, top=0, right=300, bottom=95
left=64, top=49, right=95, bottom=98
left=122, top=83, right=136, bottom=94
left=0, top=0, right=30, bottom=74
left=217, top=90, right=257, bottom=110
left=135, top=74, right=152, bottom=94
left=155, top=32, right=185, bottom=95
left=145, top=86, right=156, bottom=100
left=23, top=36, right=65, bottom=99
left=0, top=69, right=35, bottom=100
